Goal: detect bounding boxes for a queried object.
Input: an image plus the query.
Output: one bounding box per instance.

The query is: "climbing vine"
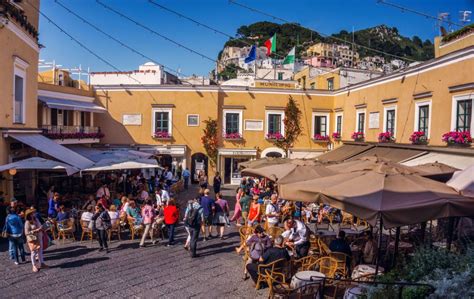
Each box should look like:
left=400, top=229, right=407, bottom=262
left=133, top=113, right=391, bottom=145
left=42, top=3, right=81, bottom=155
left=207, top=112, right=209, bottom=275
left=274, top=96, right=302, bottom=155
left=201, top=118, right=219, bottom=167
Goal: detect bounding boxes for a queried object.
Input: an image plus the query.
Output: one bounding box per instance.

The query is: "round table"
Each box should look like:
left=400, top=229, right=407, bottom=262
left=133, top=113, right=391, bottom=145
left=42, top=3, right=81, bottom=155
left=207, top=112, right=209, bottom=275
left=291, top=271, right=325, bottom=289
left=344, top=286, right=367, bottom=299
left=388, top=241, right=414, bottom=253
left=351, top=264, right=384, bottom=280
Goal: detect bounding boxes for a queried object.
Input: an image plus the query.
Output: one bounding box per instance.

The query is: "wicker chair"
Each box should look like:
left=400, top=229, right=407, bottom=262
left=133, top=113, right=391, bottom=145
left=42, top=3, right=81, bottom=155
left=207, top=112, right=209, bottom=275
left=292, top=255, right=319, bottom=274
left=255, top=258, right=288, bottom=290
left=318, top=238, right=332, bottom=256
left=315, top=257, right=338, bottom=278
left=108, top=218, right=121, bottom=242
left=329, top=252, right=351, bottom=278
left=266, top=226, right=284, bottom=240
left=57, top=218, right=75, bottom=244
left=128, top=218, right=143, bottom=240
left=341, top=211, right=354, bottom=229
left=238, top=226, right=254, bottom=251
left=265, top=270, right=321, bottom=299
left=309, top=235, right=321, bottom=256
left=80, top=219, right=94, bottom=242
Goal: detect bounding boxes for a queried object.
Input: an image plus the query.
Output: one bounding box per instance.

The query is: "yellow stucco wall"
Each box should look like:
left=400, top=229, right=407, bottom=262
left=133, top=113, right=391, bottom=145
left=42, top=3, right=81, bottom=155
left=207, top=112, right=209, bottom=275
left=435, top=33, right=474, bottom=58
left=334, top=56, right=474, bottom=146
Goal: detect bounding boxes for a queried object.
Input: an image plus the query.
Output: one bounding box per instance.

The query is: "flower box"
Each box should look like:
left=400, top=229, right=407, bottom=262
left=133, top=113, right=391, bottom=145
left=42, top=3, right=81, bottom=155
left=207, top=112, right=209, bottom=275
left=442, top=131, right=472, bottom=146
left=266, top=132, right=284, bottom=141
left=351, top=131, right=364, bottom=142
left=154, top=131, right=171, bottom=139
left=378, top=132, right=395, bottom=143
left=313, top=134, right=330, bottom=142
left=223, top=132, right=242, bottom=140
left=331, top=132, right=341, bottom=141
left=44, top=132, right=104, bottom=140
left=409, top=131, right=428, bottom=145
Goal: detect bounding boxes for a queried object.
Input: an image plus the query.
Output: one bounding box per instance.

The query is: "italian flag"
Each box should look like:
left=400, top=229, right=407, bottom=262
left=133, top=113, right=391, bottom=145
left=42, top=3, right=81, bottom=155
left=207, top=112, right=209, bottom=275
left=264, top=33, right=276, bottom=56
left=283, top=46, right=295, bottom=64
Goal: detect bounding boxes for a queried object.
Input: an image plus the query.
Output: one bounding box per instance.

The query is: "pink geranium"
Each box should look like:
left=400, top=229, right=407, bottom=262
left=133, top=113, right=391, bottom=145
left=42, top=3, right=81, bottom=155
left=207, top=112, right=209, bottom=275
left=266, top=132, right=284, bottom=140
left=409, top=131, right=428, bottom=144
left=224, top=132, right=242, bottom=139
left=331, top=132, right=341, bottom=140
left=351, top=131, right=364, bottom=141
left=313, top=134, right=330, bottom=141
left=442, top=131, right=472, bottom=145
left=154, top=131, right=171, bottom=138
left=378, top=131, right=395, bottom=143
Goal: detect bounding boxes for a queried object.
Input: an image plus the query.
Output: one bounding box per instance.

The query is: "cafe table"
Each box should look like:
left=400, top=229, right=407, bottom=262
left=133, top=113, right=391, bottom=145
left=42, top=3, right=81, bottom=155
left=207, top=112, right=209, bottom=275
left=352, top=264, right=384, bottom=280
left=344, top=286, right=367, bottom=299
left=290, top=270, right=325, bottom=289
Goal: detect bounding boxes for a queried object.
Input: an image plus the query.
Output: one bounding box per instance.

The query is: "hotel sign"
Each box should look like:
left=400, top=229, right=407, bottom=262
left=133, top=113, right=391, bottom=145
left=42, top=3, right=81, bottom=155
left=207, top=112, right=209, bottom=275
left=255, top=81, right=296, bottom=89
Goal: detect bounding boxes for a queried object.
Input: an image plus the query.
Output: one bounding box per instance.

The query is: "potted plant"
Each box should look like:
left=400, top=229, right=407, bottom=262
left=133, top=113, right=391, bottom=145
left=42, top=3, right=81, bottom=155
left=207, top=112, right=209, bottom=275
left=409, top=131, right=428, bottom=145
left=351, top=131, right=364, bottom=142
left=331, top=132, right=341, bottom=141
left=442, top=131, right=472, bottom=146
left=313, top=134, right=330, bottom=142
left=224, top=132, right=242, bottom=140
left=266, top=132, right=284, bottom=141
left=378, top=131, right=395, bottom=143
left=154, top=131, right=171, bottom=139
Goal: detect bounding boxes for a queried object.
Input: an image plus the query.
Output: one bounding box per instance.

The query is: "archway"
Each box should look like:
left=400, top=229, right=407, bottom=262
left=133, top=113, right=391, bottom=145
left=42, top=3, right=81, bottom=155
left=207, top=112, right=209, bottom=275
left=156, top=154, right=172, bottom=169
left=191, top=153, right=208, bottom=183
left=260, top=147, right=286, bottom=158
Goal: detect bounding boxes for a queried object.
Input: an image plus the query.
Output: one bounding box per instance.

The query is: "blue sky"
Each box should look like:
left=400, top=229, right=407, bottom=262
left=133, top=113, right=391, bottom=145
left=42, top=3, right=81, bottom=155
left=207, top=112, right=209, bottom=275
left=38, top=0, right=473, bottom=76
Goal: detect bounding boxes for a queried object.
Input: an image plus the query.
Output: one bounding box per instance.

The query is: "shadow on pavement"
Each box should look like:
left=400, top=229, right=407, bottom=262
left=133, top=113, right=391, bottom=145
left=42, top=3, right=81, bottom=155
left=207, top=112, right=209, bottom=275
left=45, top=248, right=96, bottom=261
left=52, top=257, right=109, bottom=268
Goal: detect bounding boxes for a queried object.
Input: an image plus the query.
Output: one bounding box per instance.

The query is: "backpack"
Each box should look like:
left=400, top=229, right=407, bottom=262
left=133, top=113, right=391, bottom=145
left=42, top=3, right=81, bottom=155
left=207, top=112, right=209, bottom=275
left=185, top=206, right=201, bottom=227
left=250, top=238, right=265, bottom=261
left=101, top=211, right=112, bottom=230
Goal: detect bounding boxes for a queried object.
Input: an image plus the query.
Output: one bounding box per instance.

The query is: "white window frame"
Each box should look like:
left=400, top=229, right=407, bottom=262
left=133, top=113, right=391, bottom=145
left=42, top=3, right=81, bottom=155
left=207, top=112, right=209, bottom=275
left=265, top=110, right=285, bottom=137
left=451, top=94, right=474, bottom=134
left=151, top=108, right=173, bottom=136
left=335, top=112, right=343, bottom=137
left=186, top=114, right=200, bottom=127
left=414, top=100, right=432, bottom=138
left=13, top=57, right=29, bottom=124
left=355, top=109, right=366, bottom=133
left=383, top=105, right=397, bottom=136
left=312, top=112, right=330, bottom=137
left=223, top=109, right=243, bottom=136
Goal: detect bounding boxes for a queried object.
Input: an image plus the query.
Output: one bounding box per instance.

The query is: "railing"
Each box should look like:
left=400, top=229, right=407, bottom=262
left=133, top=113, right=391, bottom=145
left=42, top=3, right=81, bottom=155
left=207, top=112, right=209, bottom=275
left=42, top=125, right=103, bottom=140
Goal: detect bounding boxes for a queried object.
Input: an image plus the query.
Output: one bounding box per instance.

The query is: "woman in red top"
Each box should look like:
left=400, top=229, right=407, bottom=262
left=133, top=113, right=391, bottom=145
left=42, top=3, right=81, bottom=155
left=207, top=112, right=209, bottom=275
left=163, top=198, right=179, bottom=246
left=248, top=195, right=261, bottom=226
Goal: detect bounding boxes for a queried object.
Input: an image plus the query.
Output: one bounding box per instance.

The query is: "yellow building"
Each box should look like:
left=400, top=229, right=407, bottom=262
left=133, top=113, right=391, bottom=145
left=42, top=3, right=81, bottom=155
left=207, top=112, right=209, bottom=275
left=0, top=0, right=41, bottom=197
left=94, top=29, right=473, bottom=184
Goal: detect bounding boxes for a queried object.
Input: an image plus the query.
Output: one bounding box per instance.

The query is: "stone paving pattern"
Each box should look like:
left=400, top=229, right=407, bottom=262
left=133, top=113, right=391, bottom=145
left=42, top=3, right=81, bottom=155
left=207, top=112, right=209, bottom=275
left=0, top=185, right=267, bottom=298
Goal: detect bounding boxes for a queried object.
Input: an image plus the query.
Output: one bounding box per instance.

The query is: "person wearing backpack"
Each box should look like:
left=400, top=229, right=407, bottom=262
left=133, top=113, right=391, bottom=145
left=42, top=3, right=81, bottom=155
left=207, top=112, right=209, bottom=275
left=185, top=197, right=203, bottom=258
left=244, top=225, right=272, bottom=280
left=92, top=204, right=111, bottom=253
left=140, top=199, right=156, bottom=247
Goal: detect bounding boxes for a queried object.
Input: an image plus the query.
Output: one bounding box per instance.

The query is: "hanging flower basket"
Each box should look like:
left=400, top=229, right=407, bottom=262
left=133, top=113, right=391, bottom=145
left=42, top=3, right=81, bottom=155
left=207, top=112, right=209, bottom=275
left=331, top=132, right=341, bottom=141
left=266, top=132, right=284, bottom=141
left=409, top=131, right=428, bottom=145
left=154, top=131, right=171, bottom=139
left=313, top=134, right=330, bottom=142
left=378, top=131, right=395, bottom=143
left=351, top=131, right=364, bottom=142
left=442, top=131, right=472, bottom=146
left=223, top=132, right=242, bottom=140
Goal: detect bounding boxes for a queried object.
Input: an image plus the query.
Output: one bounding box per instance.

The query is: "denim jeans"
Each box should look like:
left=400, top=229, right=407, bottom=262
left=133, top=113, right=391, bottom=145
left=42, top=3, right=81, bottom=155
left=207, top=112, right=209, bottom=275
left=9, top=237, right=25, bottom=263
left=167, top=224, right=176, bottom=244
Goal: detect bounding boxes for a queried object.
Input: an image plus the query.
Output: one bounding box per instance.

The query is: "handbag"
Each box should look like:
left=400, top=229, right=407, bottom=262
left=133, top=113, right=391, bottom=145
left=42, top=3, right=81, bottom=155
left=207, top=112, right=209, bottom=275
left=1, top=230, right=8, bottom=239
left=27, top=233, right=38, bottom=242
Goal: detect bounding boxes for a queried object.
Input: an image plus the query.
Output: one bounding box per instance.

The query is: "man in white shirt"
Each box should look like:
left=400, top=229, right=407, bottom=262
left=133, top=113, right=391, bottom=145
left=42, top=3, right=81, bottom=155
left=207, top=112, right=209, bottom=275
left=80, top=205, right=94, bottom=222
left=282, top=218, right=310, bottom=258
left=155, top=187, right=170, bottom=206
left=265, top=194, right=281, bottom=227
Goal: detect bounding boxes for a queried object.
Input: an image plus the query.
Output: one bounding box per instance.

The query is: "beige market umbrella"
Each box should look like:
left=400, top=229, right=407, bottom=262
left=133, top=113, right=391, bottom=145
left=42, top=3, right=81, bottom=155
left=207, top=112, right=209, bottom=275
left=447, top=163, right=474, bottom=197
left=410, top=162, right=459, bottom=180
left=241, top=159, right=336, bottom=183
left=327, top=155, right=416, bottom=174
left=238, top=157, right=289, bottom=170
left=279, top=163, right=472, bottom=228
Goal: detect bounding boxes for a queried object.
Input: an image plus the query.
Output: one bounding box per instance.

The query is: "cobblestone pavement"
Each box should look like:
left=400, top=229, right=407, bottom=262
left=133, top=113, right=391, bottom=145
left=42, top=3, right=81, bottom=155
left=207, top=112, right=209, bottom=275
left=0, top=185, right=267, bottom=298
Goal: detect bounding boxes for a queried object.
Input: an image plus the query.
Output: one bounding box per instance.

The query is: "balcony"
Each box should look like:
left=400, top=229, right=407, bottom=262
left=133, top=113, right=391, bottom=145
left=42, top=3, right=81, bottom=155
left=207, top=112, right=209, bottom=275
left=42, top=125, right=104, bottom=144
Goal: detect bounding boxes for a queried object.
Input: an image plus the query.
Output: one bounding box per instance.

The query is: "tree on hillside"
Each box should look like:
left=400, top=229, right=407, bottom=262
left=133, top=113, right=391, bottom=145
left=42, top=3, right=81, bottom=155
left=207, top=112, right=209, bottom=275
left=273, top=97, right=302, bottom=156
left=218, top=63, right=243, bottom=81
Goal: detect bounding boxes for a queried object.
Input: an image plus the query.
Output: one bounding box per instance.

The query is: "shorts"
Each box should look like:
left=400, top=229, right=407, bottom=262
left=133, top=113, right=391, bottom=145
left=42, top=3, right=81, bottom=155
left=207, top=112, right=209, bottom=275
left=204, top=214, right=213, bottom=226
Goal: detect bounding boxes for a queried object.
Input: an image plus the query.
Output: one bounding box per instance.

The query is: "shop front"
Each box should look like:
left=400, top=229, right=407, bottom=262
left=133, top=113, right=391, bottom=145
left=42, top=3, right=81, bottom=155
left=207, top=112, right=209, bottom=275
left=139, top=145, right=187, bottom=178
left=218, top=148, right=257, bottom=185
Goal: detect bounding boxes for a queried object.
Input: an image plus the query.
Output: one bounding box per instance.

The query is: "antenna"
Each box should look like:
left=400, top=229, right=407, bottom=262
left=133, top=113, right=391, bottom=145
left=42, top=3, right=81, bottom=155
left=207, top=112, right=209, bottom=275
left=438, top=13, right=451, bottom=33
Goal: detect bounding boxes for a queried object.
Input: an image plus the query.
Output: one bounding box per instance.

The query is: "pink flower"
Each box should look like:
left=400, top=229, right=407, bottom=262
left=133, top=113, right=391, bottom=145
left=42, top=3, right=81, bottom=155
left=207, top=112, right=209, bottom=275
left=266, top=132, right=284, bottom=140
left=409, top=131, right=427, bottom=144
left=331, top=132, right=341, bottom=139
left=442, top=131, right=472, bottom=144
left=154, top=131, right=170, bottom=138
left=224, top=132, right=242, bottom=139
left=378, top=131, right=395, bottom=143
left=351, top=131, right=364, bottom=140
left=313, top=134, right=330, bottom=141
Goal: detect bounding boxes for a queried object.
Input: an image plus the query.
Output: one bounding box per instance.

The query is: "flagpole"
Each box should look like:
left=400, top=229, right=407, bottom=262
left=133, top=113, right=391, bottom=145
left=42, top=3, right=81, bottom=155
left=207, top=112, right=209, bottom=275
left=254, top=42, right=257, bottom=80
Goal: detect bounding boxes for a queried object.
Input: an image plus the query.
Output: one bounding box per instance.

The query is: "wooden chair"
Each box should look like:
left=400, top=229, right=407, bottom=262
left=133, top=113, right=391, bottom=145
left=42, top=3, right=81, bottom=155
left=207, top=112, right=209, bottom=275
left=128, top=218, right=143, bottom=240
left=293, top=255, right=319, bottom=272
left=238, top=226, right=254, bottom=251
left=318, top=238, right=331, bottom=256
left=255, top=258, right=287, bottom=290
left=108, top=218, right=121, bottom=242
left=48, top=218, right=58, bottom=240
left=329, top=252, right=351, bottom=278
left=80, top=219, right=94, bottom=242
left=57, top=219, right=75, bottom=244
left=309, top=235, right=321, bottom=256
left=265, top=270, right=292, bottom=298
left=266, top=226, right=284, bottom=240
left=341, top=211, right=354, bottom=229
